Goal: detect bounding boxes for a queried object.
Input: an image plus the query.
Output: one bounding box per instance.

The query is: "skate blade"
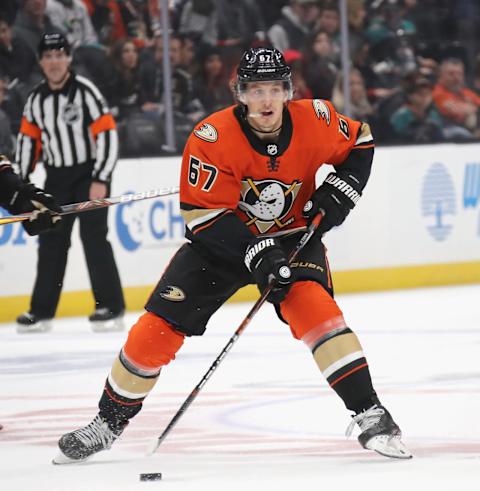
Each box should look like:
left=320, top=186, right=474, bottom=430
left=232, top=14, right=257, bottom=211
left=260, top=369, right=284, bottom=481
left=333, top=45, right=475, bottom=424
left=90, top=318, right=125, bottom=333
left=16, top=321, right=52, bottom=334
left=366, top=435, right=413, bottom=459
left=52, top=449, right=89, bottom=465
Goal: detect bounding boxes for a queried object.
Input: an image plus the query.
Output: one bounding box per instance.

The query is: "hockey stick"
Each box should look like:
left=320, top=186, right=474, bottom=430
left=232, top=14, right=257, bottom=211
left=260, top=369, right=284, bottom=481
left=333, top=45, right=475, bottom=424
left=0, top=186, right=180, bottom=226
left=147, top=213, right=323, bottom=455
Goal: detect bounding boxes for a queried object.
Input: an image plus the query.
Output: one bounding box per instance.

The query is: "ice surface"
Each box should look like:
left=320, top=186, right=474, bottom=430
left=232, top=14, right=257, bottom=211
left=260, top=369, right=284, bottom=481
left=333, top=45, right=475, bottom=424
left=0, top=285, right=479, bottom=490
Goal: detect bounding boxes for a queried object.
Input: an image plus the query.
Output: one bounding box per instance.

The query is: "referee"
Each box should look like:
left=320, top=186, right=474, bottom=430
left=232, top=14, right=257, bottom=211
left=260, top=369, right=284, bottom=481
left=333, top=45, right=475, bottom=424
left=14, top=33, right=125, bottom=334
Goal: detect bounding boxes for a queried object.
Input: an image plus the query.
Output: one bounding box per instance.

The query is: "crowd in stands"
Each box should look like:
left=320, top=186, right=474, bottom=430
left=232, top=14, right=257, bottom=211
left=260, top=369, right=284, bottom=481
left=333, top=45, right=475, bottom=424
left=1, top=0, right=480, bottom=158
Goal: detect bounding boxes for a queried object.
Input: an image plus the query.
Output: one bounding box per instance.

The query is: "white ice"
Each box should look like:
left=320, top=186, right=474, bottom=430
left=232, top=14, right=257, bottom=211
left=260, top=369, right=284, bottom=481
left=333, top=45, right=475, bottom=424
left=0, top=284, right=479, bottom=491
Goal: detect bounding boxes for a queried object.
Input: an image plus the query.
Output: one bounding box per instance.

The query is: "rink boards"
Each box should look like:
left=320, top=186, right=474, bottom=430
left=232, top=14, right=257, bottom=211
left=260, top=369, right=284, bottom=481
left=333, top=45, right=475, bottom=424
left=0, top=143, right=479, bottom=321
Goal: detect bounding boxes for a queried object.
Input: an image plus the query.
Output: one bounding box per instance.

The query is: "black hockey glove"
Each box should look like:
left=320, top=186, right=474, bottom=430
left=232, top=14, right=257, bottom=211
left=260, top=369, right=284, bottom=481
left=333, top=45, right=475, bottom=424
left=303, top=172, right=362, bottom=235
left=9, top=183, right=62, bottom=236
left=244, top=237, right=292, bottom=304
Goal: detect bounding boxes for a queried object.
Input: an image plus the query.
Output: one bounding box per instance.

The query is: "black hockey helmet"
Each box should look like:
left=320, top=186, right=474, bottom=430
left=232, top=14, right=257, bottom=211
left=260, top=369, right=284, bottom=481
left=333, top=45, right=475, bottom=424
left=236, top=47, right=293, bottom=101
left=38, top=33, right=71, bottom=58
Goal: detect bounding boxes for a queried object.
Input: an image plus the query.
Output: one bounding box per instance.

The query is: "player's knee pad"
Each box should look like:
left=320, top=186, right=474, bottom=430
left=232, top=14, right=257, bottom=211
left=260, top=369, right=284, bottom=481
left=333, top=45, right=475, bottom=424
left=123, top=311, right=185, bottom=370
left=280, top=280, right=346, bottom=341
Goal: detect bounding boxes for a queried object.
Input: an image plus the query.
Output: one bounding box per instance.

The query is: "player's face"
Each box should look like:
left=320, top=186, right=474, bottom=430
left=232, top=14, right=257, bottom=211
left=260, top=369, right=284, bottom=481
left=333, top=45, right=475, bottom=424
left=40, top=49, right=71, bottom=87
left=244, top=81, right=287, bottom=132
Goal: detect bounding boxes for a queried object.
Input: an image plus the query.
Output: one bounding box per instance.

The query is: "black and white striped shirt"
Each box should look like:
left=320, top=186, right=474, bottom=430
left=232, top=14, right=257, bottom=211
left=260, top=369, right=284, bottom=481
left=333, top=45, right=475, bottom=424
left=15, top=72, right=118, bottom=183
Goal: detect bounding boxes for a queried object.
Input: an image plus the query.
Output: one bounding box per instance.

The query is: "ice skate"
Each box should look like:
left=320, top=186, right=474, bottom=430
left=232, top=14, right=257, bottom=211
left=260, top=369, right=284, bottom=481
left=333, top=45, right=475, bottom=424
left=89, top=308, right=125, bottom=333
left=16, top=312, right=52, bottom=334
left=346, top=405, right=412, bottom=459
left=53, top=414, right=126, bottom=464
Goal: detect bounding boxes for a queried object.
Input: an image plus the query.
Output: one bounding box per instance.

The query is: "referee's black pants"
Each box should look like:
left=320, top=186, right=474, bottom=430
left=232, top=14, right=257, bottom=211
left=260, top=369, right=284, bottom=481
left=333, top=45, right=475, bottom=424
left=30, top=165, right=125, bottom=318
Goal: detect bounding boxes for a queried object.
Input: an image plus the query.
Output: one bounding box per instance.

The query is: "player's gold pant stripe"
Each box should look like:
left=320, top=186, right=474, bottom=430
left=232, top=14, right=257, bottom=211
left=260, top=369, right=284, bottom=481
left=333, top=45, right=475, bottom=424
left=312, top=332, right=363, bottom=372
left=109, top=357, right=159, bottom=399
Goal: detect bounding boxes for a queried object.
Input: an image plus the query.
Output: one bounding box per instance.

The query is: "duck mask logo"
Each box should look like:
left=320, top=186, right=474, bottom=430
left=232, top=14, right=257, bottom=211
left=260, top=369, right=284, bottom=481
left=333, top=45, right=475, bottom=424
left=238, top=178, right=302, bottom=233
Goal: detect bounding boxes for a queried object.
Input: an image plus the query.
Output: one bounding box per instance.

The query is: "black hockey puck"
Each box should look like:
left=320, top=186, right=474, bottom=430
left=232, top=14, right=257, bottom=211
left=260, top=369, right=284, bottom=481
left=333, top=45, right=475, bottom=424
left=140, top=473, right=162, bottom=481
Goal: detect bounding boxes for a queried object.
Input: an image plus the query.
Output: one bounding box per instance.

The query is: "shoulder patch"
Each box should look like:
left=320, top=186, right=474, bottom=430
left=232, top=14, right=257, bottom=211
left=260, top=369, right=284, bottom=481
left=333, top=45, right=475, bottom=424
left=312, top=99, right=331, bottom=126
left=194, top=123, right=218, bottom=143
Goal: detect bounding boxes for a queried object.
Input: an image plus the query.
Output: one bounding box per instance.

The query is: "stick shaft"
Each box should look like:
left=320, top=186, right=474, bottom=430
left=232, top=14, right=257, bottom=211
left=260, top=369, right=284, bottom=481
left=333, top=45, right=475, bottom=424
left=0, top=186, right=180, bottom=226
left=148, top=213, right=322, bottom=454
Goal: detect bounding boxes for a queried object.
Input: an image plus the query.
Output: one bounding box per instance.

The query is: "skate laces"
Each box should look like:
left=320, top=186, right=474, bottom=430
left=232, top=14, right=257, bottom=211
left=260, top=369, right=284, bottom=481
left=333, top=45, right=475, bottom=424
left=345, top=404, right=385, bottom=437
left=75, top=415, right=117, bottom=449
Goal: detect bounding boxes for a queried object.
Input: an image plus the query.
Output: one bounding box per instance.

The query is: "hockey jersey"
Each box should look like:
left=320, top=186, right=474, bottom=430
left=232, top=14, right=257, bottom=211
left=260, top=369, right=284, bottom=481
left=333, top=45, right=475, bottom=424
left=180, top=99, right=374, bottom=264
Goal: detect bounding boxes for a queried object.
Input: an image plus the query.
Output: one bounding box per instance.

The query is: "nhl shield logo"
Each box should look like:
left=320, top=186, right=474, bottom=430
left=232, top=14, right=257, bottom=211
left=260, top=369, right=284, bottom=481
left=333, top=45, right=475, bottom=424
left=61, top=103, right=81, bottom=124
left=266, top=144, right=278, bottom=155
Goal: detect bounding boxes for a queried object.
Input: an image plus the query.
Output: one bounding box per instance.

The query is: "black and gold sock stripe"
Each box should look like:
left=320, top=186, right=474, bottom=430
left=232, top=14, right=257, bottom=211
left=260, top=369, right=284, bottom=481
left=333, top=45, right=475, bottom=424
left=311, top=327, right=377, bottom=413
left=99, top=350, right=161, bottom=426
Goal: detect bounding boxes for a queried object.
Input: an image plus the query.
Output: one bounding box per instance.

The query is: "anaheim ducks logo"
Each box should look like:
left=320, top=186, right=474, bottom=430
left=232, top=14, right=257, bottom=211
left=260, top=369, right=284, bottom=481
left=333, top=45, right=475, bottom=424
left=239, top=178, right=302, bottom=233
left=194, top=123, right=218, bottom=142
left=312, top=99, right=330, bottom=126
left=159, top=286, right=186, bottom=302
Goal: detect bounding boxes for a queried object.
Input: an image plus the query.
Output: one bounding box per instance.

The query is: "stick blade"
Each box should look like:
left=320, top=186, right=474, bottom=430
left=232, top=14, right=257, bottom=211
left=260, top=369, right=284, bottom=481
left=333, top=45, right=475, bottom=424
left=145, top=436, right=161, bottom=456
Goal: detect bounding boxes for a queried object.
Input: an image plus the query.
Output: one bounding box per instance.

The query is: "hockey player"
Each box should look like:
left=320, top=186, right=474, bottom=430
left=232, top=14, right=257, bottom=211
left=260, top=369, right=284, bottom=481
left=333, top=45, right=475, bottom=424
left=54, top=47, right=412, bottom=463
left=0, top=155, right=61, bottom=235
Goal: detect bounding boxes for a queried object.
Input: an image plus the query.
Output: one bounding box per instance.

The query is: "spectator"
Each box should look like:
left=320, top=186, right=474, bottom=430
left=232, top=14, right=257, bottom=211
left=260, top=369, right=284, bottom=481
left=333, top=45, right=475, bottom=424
left=432, top=58, right=480, bottom=135
left=0, top=77, right=27, bottom=135
left=116, top=0, right=153, bottom=47
left=0, top=14, right=40, bottom=85
left=46, top=0, right=98, bottom=48
left=82, top=0, right=126, bottom=46
left=178, top=0, right=218, bottom=47
left=106, top=38, right=144, bottom=120
left=314, top=1, right=340, bottom=63
left=14, top=33, right=125, bottom=334
left=193, top=46, right=233, bottom=113
left=0, top=1, right=19, bottom=25
left=283, top=49, right=312, bottom=100
left=304, top=29, right=338, bottom=100
left=12, top=0, right=64, bottom=55
left=268, top=0, right=318, bottom=52
left=178, top=33, right=196, bottom=74
left=216, top=0, right=267, bottom=70
left=0, top=75, right=14, bottom=157
left=256, top=0, right=288, bottom=28
left=140, top=34, right=204, bottom=122
left=332, top=68, right=373, bottom=123
left=347, top=0, right=368, bottom=59
left=390, top=73, right=445, bottom=143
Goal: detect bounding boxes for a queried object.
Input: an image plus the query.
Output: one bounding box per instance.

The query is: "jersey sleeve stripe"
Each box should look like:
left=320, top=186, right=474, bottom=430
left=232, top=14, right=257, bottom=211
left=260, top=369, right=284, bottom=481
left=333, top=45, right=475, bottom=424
left=182, top=208, right=228, bottom=231
left=353, top=143, right=375, bottom=149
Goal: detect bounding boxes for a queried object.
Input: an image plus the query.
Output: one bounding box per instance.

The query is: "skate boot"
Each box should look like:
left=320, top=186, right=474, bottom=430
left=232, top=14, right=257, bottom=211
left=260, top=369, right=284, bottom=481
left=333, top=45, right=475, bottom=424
left=16, top=312, right=52, bottom=334
left=53, top=414, right=126, bottom=464
left=346, top=404, right=412, bottom=459
left=89, top=308, right=125, bottom=333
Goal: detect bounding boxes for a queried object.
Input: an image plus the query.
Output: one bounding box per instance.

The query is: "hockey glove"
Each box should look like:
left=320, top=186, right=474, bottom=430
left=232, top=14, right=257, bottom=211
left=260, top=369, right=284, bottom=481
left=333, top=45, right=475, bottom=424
left=244, top=237, right=292, bottom=304
left=303, top=172, right=362, bottom=234
left=9, top=183, right=62, bottom=236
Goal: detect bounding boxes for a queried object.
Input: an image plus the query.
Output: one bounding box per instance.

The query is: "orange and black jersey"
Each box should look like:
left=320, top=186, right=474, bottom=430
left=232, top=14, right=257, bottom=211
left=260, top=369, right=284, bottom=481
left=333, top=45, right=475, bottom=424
left=180, top=99, right=374, bottom=264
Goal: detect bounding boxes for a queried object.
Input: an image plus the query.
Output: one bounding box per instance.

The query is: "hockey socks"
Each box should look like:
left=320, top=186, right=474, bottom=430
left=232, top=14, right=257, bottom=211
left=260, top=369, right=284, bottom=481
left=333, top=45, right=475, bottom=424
left=280, top=281, right=378, bottom=413
left=308, top=327, right=378, bottom=413
left=99, top=312, right=185, bottom=427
